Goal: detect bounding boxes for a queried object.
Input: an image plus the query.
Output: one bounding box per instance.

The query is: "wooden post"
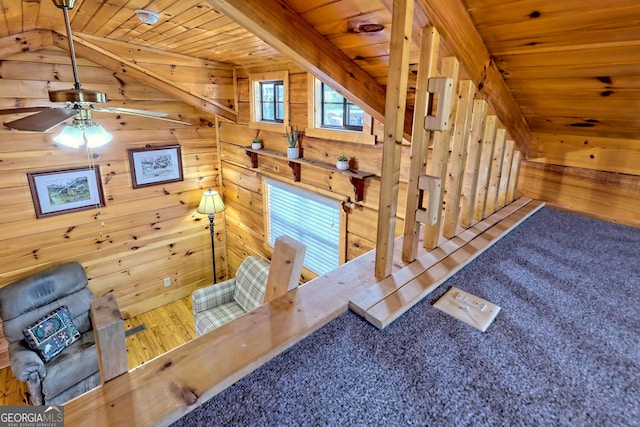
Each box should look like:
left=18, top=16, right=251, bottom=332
left=402, top=26, right=440, bottom=263
left=497, top=139, right=515, bottom=209
left=459, top=99, right=488, bottom=228
left=443, top=80, right=475, bottom=238
left=507, top=150, right=522, bottom=202
left=423, top=57, right=460, bottom=250
left=473, top=115, right=498, bottom=221
left=264, top=236, right=306, bottom=303
left=374, top=0, right=414, bottom=280
left=484, top=128, right=507, bottom=216
left=90, top=294, right=128, bottom=384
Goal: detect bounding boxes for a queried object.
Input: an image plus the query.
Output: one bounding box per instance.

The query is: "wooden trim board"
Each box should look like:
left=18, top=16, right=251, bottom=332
left=349, top=197, right=535, bottom=317
left=352, top=198, right=544, bottom=329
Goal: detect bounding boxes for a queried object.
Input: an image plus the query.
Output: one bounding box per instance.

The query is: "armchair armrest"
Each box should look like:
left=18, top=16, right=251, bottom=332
left=9, top=341, right=45, bottom=383
left=192, top=278, right=236, bottom=315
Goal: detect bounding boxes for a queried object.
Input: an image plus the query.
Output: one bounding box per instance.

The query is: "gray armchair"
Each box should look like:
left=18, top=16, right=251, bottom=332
left=0, top=262, right=101, bottom=405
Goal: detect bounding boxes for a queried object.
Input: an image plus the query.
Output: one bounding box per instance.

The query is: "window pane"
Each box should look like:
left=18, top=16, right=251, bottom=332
left=266, top=179, right=339, bottom=275
left=320, top=83, right=362, bottom=131
left=346, top=103, right=364, bottom=127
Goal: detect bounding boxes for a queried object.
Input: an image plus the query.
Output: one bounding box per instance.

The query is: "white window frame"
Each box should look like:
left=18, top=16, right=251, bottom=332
left=263, top=178, right=347, bottom=275
left=306, top=76, right=376, bottom=145
left=249, top=71, right=289, bottom=133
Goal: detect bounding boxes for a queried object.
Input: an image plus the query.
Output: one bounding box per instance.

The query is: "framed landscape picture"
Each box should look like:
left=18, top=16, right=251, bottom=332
left=128, top=145, right=184, bottom=188
left=27, top=166, right=106, bottom=219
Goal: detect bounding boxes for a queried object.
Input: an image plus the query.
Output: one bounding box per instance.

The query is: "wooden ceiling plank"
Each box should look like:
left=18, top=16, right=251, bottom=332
left=21, top=1, right=40, bottom=32
left=416, top=0, right=532, bottom=155
left=52, top=32, right=237, bottom=122
left=204, top=0, right=386, bottom=123
left=0, top=30, right=54, bottom=58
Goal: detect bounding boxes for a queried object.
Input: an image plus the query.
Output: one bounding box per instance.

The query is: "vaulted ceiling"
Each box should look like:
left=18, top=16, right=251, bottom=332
left=2, top=0, right=640, bottom=152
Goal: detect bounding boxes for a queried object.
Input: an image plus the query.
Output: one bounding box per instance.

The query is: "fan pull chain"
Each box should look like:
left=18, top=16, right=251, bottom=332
left=86, top=146, right=105, bottom=238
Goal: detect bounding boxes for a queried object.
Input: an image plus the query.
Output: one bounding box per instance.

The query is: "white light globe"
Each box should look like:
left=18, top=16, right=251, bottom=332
left=53, top=125, right=84, bottom=148
left=84, top=124, right=113, bottom=148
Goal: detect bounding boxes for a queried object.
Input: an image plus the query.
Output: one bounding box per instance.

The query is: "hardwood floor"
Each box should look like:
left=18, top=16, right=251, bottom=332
left=0, top=296, right=196, bottom=406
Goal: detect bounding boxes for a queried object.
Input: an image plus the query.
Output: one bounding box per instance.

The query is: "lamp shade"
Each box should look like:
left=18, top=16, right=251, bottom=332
left=53, top=125, right=84, bottom=148
left=197, top=189, right=225, bottom=215
left=84, top=124, right=113, bottom=148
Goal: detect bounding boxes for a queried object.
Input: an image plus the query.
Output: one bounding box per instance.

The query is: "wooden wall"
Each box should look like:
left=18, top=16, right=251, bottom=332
left=220, top=67, right=391, bottom=280
left=518, top=132, right=640, bottom=227
left=219, top=63, right=522, bottom=280
left=0, top=47, right=230, bottom=320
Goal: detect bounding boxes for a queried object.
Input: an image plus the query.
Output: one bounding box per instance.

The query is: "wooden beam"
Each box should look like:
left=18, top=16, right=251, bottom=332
left=375, top=0, right=414, bottom=280
left=205, top=0, right=386, bottom=124
left=402, top=26, right=440, bottom=263
left=264, top=236, right=306, bottom=303
left=90, top=295, right=128, bottom=383
left=415, top=0, right=532, bottom=155
left=52, top=32, right=237, bottom=122
left=0, top=30, right=53, bottom=59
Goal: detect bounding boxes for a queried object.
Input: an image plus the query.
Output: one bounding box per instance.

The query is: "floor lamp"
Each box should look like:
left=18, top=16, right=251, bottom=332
left=197, top=189, right=226, bottom=283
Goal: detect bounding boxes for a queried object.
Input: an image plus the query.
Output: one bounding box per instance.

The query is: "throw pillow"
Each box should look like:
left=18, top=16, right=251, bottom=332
left=22, top=306, right=81, bottom=363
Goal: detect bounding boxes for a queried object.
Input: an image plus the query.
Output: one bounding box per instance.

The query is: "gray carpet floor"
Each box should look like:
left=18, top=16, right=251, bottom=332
left=172, top=208, right=640, bottom=427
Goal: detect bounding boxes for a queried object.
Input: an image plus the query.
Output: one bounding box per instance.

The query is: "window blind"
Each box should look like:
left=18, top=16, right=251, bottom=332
left=266, top=179, right=340, bottom=275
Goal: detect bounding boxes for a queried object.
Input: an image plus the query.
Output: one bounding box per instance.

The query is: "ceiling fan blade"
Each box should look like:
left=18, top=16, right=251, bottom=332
left=92, top=107, right=190, bottom=125
left=0, top=107, right=52, bottom=116
left=3, top=108, right=79, bottom=132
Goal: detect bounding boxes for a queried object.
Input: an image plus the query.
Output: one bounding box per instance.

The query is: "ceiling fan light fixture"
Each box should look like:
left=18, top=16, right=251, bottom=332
left=84, top=124, right=112, bottom=148
left=135, top=9, right=160, bottom=25
left=53, top=125, right=84, bottom=148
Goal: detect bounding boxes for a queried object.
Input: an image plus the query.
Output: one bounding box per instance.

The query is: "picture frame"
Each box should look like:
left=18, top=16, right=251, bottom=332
left=27, top=166, right=106, bottom=219
left=128, top=145, right=184, bottom=188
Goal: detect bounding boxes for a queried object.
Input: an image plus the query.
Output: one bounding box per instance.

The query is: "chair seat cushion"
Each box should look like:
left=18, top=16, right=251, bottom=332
left=41, top=331, right=99, bottom=401
left=195, top=301, right=247, bottom=335
left=22, top=306, right=81, bottom=363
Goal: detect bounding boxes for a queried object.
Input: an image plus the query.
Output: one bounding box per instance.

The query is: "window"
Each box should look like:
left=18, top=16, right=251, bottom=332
left=306, top=76, right=376, bottom=144
left=249, top=71, right=289, bottom=132
left=321, top=83, right=364, bottom=131
left=259, top=81, right=284, bottom=123
left=265, top=179, right=340, bottom=275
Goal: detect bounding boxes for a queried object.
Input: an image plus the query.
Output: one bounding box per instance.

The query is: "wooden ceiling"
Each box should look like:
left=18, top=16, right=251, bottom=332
left=2, top=0, right=639, bottom=146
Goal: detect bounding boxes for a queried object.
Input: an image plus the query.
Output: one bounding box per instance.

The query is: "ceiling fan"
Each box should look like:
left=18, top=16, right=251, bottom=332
left=0, top=0, right=188, bottom=145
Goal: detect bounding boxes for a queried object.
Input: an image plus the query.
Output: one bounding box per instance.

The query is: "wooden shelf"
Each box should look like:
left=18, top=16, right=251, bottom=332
left=245, top=148, right=375, bottom=202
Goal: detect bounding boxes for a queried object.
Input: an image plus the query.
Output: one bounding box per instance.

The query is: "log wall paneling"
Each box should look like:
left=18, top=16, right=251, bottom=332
left=0, top=50, right=226, bottom=338
left=517, top=161, right=640, bottom=228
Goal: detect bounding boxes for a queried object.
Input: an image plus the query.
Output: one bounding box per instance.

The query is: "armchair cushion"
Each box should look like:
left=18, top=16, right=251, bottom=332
left=192, top=256, right=271, bottom=336
left=233, top=257, right=271, bottom=312
left=22, top=306, right=81, bottom=363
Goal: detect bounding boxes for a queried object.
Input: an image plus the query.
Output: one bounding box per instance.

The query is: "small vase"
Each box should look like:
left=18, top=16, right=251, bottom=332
left=336, top=160, right=349, bottom=170
left=251, top=142, right=262, bottom=150
left=287, top=147, right=300, bottom=159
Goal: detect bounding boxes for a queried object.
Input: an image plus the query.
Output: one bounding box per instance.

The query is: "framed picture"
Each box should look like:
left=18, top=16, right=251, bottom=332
left=27, top=166, right=106, bottom=219
left=128, top=145, right=184, bottom=188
